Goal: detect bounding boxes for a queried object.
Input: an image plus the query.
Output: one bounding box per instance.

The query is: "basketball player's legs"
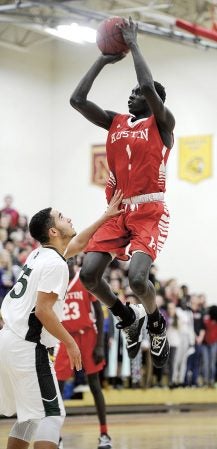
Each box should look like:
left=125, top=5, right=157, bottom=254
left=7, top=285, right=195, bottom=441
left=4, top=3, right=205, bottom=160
left=34, top=443, right=57, bottom=449
left=80, top=252, right=136, bottom=326
left=117, top=201, right=170, bottom=365
left=7, top=435, right=30, bottom=449
left=0, top=331, right=41, bottom=449
left=6, top=416, right=63, bottom=449
left=87, top=373, right=107, bottom=429
left=80, top=252, right=116, bottom=306
left=83, top=327, right=111, bottom=449
left=34, top=416, right=64, bottom=449
left=7, top=429, right=61, bottom=449
left=128, top=251, right=169, bottom=368
left=6, top=336, right=65, bottom=449
left=128, top=252, right=155, bottom=313
left=87, top=372, right=112, bottom=449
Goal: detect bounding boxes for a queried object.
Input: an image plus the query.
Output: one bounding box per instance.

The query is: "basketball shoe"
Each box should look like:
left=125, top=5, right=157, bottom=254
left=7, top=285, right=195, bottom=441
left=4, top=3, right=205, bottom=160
left=98, top=434, right=112, bottom=449
left=117, top=304, right=146, bottom=359
left=148, top=315, right=170, bottom=368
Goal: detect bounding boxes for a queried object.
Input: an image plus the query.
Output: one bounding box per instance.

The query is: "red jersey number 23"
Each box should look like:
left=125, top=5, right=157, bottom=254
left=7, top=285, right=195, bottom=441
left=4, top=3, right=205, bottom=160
left=62, top=301, right=80, bottom=321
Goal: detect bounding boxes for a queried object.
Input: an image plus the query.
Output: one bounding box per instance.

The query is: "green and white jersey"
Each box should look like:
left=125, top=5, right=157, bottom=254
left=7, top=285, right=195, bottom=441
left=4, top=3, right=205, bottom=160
left=1, top=247, right=69, bottom=348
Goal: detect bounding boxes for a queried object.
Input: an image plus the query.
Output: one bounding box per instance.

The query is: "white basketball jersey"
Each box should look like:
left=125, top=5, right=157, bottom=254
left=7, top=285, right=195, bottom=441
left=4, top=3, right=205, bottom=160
left=1, top=247, right=69, bottom=348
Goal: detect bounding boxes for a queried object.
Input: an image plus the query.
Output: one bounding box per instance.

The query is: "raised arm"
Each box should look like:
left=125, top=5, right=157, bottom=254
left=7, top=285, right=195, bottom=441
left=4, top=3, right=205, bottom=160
left=120, top=18, right=175, bottom=136
left=70, top=53, right=125, bottom=130
left=64, top=190, right=124, bottom=259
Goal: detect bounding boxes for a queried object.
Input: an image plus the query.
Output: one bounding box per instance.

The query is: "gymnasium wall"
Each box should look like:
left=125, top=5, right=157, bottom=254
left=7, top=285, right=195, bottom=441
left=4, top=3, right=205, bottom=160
left=0, top=35, right=216, bottom=301
left=0, top=44, right=54, bottom=211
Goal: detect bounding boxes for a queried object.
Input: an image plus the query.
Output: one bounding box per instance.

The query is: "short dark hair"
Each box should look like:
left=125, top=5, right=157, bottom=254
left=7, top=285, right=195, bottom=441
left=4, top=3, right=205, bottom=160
left=154, top=81, right=166, bottom=103
left=29, top=207, right=54, bottom=244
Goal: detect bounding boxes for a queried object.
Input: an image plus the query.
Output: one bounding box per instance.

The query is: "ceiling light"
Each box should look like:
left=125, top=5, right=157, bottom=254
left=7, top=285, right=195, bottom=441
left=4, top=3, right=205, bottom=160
left=45, top=23, right=96, bottom=44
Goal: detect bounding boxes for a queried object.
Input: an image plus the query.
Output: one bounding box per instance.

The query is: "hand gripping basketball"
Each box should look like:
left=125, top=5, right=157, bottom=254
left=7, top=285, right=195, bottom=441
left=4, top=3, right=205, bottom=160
left=96, top=16, right=129, bottom=55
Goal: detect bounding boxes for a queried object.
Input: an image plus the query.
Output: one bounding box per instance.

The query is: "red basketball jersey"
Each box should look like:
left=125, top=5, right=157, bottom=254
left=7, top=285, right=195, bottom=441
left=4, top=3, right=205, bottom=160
left=106, top=114, right=171, bottom=198
left=61, top=271, right=96, bottom=333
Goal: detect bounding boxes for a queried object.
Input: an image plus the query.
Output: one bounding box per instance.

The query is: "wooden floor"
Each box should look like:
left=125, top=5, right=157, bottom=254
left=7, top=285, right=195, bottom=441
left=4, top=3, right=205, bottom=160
left=1, top=410, right=217, bottom=448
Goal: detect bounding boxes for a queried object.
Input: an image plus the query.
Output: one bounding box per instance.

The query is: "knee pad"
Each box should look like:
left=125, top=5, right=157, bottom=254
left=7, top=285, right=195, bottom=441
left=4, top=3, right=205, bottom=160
left=9, top=419, right=40, bottom=443
left=34, top=415, right=65, bottom=444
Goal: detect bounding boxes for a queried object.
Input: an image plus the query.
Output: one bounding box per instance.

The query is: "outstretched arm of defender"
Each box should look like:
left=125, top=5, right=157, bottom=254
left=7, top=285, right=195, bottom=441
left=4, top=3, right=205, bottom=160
left=64, top=190, right=124, bottom=258
left=70, top=54, right=125, bottom=130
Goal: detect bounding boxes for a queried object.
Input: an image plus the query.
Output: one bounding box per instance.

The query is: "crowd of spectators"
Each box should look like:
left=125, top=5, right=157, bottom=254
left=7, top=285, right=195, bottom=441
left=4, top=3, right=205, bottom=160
left=1, top=195, right=217, bottom=392
left=0, top=195, right=37, bottom=309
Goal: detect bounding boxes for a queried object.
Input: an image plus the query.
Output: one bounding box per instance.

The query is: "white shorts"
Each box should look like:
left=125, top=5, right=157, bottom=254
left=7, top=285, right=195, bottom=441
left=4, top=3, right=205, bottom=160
left=0, top=327, right=65, bottom=422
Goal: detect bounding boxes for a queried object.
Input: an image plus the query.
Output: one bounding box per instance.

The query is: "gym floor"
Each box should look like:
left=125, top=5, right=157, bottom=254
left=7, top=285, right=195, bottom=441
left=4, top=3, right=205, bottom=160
left=1, top=410, right=217, bottom=449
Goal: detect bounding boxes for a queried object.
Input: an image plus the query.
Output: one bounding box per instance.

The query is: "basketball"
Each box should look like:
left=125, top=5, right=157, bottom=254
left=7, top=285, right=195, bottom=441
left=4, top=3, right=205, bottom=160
left=96, top=17, right=129, bottom=55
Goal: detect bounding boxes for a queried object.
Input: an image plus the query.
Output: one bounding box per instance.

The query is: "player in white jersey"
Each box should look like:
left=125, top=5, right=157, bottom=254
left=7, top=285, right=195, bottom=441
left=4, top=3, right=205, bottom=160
left=0, top=191, right=123, bottom=449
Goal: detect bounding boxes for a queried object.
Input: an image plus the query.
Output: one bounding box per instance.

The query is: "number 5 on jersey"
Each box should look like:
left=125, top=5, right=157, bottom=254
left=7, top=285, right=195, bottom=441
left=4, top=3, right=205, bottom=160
left=10, top=265, right=32, bottom=299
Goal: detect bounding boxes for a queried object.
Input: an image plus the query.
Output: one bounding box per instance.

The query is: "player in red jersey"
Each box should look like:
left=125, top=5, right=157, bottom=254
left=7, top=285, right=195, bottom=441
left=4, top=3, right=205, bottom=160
left=70, top=17, right=175, bottom=368
left=55, top=258, right=112, bottom=449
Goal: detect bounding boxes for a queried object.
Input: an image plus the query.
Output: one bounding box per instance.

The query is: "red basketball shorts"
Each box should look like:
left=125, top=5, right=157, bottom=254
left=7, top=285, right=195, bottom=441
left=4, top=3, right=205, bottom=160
left=54, top=327, right=105, bottom=381
left=85, top=201, right=170, bottom=261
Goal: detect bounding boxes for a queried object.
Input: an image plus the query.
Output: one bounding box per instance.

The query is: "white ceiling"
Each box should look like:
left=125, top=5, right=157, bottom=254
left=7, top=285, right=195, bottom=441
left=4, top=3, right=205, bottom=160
left=0, top=0, right=216, bottom=51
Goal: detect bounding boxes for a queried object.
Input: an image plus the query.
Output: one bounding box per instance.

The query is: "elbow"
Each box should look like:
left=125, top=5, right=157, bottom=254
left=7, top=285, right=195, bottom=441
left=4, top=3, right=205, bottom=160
left=35, top=305, right=45, bottom=322
left=69, top=94, right=78, bottom=108
left=69, top=94, right=86, bottom=110
left=35, top=308, right=42, bottom=321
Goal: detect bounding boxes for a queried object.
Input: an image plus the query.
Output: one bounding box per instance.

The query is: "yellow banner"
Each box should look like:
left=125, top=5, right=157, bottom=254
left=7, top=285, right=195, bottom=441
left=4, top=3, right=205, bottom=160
left=179, top=135, right=212, bottom=183
left=91, top=145, right=109, bottom=187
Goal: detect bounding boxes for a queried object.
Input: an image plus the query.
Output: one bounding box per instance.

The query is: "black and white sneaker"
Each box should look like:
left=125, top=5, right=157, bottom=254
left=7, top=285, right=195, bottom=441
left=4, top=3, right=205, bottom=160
left=117, top=304, right=147, bottom=359
left=98, top=434, right=112, bottom=449
left=149, top=321, right=170, bottom=368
